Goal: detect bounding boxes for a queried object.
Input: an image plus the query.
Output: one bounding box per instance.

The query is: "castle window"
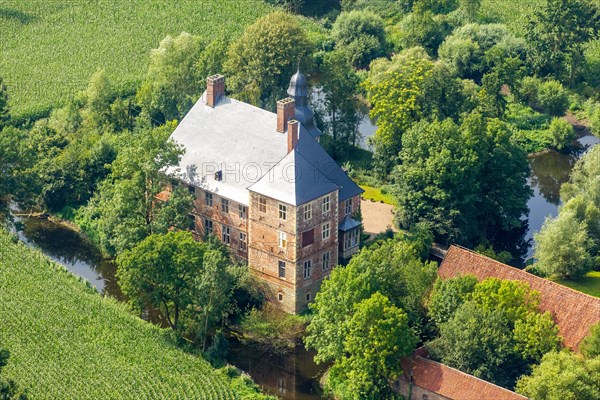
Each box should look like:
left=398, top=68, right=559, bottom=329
left=322, top=195, right=330, bottom=213
left=303, top=260, right=312, bottom=279
left=239, top=232, right=247, bottom=251
left=278, top=292, right=283, bottom=302
left=188, top=185, right=196, bottom=195
left=279, top=204, right=287, bottom=220
left=239, top=205, right=247, bottom=219
left=259, top=196, right=267, bottom=213
left=303, top=203, right=312, bottom=221
left=322, top=223, right=330, bottom=240
left=205, top=192, right=213, bottom=207
left=221, top=198, right=229, bottom=213
left=188, top=214, right=196, bottom=231
left=344, top=228, right=359, bottom=250
left=344, top=198, right=353, bottom=216
left=204, top=218, right=213, bottom=235
left=306, top=292, right=311, bottom=302
left=322, top=252, right=330, bottom=270
left=278, top=231, right=287, bottom=248
left=278, top=261, right=286, bottom=278
left=222, top=225, right=230, bottom=244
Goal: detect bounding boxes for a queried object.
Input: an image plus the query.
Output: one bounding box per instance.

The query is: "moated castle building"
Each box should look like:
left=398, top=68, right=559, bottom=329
left=165, top=71, right=363, bottom=313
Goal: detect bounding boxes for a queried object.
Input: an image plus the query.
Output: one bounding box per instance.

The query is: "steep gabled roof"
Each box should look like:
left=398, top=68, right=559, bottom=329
left=439, top=245, right=600, bottom=350
left=400, top=355, right=527, bottom=400
left=248, top=148, right=339, bottom=206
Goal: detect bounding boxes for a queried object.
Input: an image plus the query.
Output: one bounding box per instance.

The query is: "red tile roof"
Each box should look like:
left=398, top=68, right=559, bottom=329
left=439, top=245, right=600, bottom=350
left=400, top=355, right=527, bottom=400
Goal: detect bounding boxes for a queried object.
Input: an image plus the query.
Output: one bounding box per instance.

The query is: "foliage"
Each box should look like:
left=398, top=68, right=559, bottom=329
left=359, top=185, right=396, bottom=205
left=326, top=293, right=417, bottom=399
left=392, top=11, right=451, bottom=56
left=340, top=0, right=411, bottom=21
left=394, top=113, right=530, bottom=247
left=237, top=303, right=306, bottom=353
left=427, top=277, right=562, bottom=387
left=315, top=50, right=364, bottom=157
left=590, top=106, right=600, bottom=136
left=305, top=233, right=437, bottom=364
left=516, top=351, right=600, bottom=400
left=117, top=231, right=235, bottom=348
left=0, top=78, right=9, bottom=128
left=0, top=126, right=34, bottom=202
left=77, top=122, right=193, bottom=256
left=535, top=146, right=600, bottom=278
left=581, top=322, right=600, bottom=358
left=546, top=117, right=575, bottom=150
left=427, top=275, right=478, bottom=326
left=473, top=244, right=513, bottom=264
left=0, top=229, right=265, bottom=399
left=1, top=0, right=274, bottom=117
left=137, top=32, right=227, bottom=123
left=525, top=0, right=600, bottom=84
left=224, top=11, right=312, bottom=108
left=331, top=10, right=387, bottom=69
left=536, top=80, right=569, bottom=116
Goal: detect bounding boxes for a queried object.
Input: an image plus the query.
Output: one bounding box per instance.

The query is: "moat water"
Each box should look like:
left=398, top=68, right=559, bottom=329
left=3, top=129, right=597, bottom=398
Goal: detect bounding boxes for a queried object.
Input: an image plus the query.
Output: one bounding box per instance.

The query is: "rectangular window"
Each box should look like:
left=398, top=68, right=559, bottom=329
left=344, top=228, right=359, bottom=250
left=278, top=261, right=286, bottom=278
left=302, top=229, right=314, bottom=247
left=278, top=292, right=283, bottom=302
left=204, top=218, right=213, bottom=235
left=239, top=232, right=247, bottom=251
left=259, top=196, right=267, bottom=213
left=322, top=223, right=330, bottom=240
left=278, top=231, right=287, bottom=248
left=344, top=198, right=353, bottom=216
left=221, top=198, right=229, bottom=213
left=188, top=185, right=196, bottom=195
left=306, top=292, right=311, bottom=302
left=279, top=204, right=287, bottom=220
left=188, top=214, right=196, bottom=231
left=239, top=205, right=247, bottom=219
left=222, top=225, right=230, bottom=244
left=303, top=203, right=312, bottom=221
left=303, top=260, right=312, bottom=279
left=322, top=195, right=330, bottom=213
left=205, top=192, right=213, bottom=207
left=322, top=252, right=330, bottom=270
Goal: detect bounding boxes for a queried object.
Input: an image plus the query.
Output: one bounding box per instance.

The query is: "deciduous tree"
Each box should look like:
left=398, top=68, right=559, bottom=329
left=331, top=10, right=387, bottom=69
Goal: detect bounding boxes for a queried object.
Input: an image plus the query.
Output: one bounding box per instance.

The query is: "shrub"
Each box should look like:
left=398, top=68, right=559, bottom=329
left=590, top=106, right=600, bottom=136
left=537, top=80, right=569, bottom=116
left=546, top=117, right=575, bottom=150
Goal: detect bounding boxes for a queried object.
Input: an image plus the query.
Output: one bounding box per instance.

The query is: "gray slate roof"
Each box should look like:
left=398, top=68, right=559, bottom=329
left=167, top=87, right=363, bottom=206
left=339, top=215, right=361, bottom=231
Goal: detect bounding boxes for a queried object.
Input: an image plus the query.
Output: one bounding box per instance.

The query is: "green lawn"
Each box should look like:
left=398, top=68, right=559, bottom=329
left=554, top=271, right=600, bottom=298
left=360, top=185, right=396, bottom=205
left=0, top=229, right=268, bottom=399
left=0, top=0, right=273, bottom=118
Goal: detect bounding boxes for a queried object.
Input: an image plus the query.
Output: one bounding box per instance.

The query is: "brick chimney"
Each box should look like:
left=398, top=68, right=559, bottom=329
left=277, top=97, right=295, bottom=133
left=287, top=119, right=299, bottom=152
left=206, top=74, right=225, bottom=108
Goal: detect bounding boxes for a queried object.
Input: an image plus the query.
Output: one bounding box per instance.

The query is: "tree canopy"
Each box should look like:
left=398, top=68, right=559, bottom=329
left=331, top=10, right=387, bottom=69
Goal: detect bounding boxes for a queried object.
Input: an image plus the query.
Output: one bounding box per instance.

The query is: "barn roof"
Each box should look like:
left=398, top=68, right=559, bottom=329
left=439, top=245, right=600, bottom=350
left=400, top=355, right=527, bottom=400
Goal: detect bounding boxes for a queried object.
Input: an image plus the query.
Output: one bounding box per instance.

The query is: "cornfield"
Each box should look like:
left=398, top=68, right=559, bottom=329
left=0, top=0, right=272, bottom=118
left=0, top=230, right=238, bottom=399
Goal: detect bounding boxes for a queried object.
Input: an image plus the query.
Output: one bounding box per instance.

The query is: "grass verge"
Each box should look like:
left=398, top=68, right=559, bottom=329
left=553, top=271, right=600, bottom=298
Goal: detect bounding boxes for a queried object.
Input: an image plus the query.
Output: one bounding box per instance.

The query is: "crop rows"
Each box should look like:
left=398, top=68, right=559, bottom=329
left=0, top=230, right=237, bottom=399
left=0, top=0, right=272, bottom=117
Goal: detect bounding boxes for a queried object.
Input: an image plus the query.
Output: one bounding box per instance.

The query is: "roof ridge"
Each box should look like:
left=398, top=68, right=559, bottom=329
left=446, top=245, right=600, bottom=302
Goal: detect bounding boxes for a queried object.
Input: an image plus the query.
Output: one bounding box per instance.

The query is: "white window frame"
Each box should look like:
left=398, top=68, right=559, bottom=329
left=322, top=222, right=330, bottom=240
left=278, top=261, right=286, bottom=278
left=239, top=232, right=247, bottom=251
left=221, top=198, right=229, bottom=213
left=303, top=203, right=312, bottom=221
left=322, top=195, right=330, bottom=213
left=344, top=198, right=353, bottom=216
left=278, top=231, right=287, bottom=248
left=239, top=204, right=247, bottom=219
left=279, top=204, right=287, bottom=220
left=222, top=225, right=230, bottom=244
left=303, top=259, right=312, bottom=279
left=205, top=192, right=213, bottom=207
left=322, top=251, right=330, bottom=271
left=259, top=196, right=267, bottom=213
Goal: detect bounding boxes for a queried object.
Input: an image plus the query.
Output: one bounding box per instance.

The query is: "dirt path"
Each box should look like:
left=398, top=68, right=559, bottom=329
left=361, top=200, right=397, bottom=236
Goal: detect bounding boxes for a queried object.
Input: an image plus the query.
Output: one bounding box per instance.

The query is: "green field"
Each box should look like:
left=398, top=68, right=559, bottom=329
left=0, top=229, right=263, bottom=399
left=360, top=185, right=396, bottom=205
left=0, top=0, right=273, bottom=117
left=554, top=271, right=600, bottom=298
